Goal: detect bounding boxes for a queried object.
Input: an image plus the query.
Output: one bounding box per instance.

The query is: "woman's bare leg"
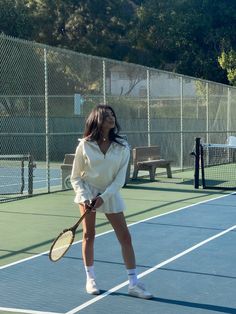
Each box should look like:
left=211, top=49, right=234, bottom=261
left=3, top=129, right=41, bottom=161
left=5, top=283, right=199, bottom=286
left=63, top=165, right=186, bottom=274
left=79, top=204, right=100, bottom=294
left=79, top=204, right=96, bottom=266
left=106, top=211, right=153, bottom=298
left=105, top=212, right=136, bottom=269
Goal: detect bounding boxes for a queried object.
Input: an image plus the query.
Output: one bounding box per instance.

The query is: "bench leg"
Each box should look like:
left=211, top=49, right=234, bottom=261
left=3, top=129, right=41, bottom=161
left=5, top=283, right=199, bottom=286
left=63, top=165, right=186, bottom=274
left=166, top=165, right=172, bottom=178
left=149, top=166, right=156, bottom=181
left=132, top=167, right=139, bottom=180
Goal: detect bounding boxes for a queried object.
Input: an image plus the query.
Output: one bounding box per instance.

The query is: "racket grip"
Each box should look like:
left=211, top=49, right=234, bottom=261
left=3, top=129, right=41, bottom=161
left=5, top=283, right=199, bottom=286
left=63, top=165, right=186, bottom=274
left=89, top=193, right=101, bottom=209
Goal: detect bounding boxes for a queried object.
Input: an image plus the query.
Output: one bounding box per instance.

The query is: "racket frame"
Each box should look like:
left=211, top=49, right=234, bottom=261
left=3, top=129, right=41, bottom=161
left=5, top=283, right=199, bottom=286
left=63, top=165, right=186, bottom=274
left=49, top=198, right=97, bottom=262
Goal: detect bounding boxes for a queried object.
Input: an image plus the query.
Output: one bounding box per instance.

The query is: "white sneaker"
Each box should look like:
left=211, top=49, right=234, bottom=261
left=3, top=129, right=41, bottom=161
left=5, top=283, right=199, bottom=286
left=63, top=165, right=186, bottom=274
left=128, top=282, right=153, bottom=299
left=86, top=278, right=100, bottom=295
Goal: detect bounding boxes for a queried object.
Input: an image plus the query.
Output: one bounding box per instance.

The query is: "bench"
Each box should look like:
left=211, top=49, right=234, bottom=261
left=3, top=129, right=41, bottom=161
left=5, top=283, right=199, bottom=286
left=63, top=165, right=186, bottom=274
left=61, top=153, right=131, bottom=189
left=132, top=146, right=172, bottom=181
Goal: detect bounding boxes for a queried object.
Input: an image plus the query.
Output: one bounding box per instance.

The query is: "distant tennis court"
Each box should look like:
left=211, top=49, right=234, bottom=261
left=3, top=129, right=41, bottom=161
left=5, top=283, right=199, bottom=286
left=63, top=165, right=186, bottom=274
left=0, top=177, right=235, bottom=314
left=0, top=157, right=62, bottom=200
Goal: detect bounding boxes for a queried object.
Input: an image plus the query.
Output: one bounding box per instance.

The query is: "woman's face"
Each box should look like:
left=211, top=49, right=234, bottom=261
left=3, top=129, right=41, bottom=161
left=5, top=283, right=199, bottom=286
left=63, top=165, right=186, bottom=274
left=102, top=109, right=116, bottom=130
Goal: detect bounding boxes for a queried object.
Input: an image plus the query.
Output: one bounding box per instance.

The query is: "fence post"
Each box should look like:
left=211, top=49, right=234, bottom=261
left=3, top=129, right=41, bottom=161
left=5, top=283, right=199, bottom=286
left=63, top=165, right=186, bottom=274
left=103, top=60, right=106, bottom=105
left=147, top=69, right=151, bottom=146
left=44, top=48, right=50, bottom=193
left=180, top=76, right=183, bottom=170
left=227, top=87, right=231, bottom=138
left=206, top=82, right=209, bottom=145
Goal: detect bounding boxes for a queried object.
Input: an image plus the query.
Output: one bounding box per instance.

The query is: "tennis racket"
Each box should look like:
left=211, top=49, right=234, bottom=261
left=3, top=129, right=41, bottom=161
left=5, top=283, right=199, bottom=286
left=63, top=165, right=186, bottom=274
left=49, top=198, right=97, bottom=262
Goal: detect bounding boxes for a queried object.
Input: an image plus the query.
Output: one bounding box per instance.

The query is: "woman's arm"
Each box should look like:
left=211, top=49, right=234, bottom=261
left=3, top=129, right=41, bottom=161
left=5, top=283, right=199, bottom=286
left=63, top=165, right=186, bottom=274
left=70, top=141, right=90, bottom=203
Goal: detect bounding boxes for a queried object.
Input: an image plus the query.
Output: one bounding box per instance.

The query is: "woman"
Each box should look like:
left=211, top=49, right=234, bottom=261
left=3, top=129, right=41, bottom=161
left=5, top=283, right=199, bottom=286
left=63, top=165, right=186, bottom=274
left=71, top=104, right=152, bottom=299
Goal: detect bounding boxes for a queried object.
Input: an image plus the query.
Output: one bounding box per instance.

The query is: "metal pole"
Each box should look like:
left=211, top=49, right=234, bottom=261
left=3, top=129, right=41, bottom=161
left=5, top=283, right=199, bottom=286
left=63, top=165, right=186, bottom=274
left=227, top=87, right=231, bottom=138
left=147, top=69, right=151, bottom=146
left=206, top=82, right=209, bottom=166
left=227, top=87, right=231, bottom=161
left=44, top=48, right=50, bottom=193
left=103, top=60, right=106, bottom=105
left=180, top=77, right=183, bottom=170
left=206, top=82, right=209, bottom=145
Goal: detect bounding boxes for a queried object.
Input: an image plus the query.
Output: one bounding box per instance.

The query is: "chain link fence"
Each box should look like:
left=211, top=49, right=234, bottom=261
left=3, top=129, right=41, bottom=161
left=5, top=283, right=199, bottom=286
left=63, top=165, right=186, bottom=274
left=1, top=35, right=236, bottom=200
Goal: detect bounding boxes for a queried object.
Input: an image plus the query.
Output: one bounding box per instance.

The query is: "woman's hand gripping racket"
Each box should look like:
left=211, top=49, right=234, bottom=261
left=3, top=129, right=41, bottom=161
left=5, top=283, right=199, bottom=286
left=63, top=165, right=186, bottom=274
left=49, top=197, right=97, bottom=262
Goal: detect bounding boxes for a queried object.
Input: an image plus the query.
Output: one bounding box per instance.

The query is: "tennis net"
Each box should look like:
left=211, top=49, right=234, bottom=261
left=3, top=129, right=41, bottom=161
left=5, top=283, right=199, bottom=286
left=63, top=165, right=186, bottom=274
left=194, top=138, right=236, bottom=190
left=0, top=154, right=35, bottom=195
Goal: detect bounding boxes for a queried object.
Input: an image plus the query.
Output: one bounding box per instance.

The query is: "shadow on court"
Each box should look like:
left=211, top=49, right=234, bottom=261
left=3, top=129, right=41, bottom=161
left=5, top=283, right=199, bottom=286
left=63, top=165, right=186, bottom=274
left=0, top=192, right=236, bottom=314
left=0, top=189, right=227, bottom=261
left=109, top=292, right=236, bottom=314
left=127, top=179, right=225, bottom=195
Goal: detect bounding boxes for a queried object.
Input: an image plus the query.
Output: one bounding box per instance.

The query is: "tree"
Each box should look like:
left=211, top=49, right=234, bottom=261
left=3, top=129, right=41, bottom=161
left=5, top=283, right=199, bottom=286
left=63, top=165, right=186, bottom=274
left=132, top=0, right=236, bottom=83
left=1, top=0, right=236, bottom=85
left=0, top=0, right=33, bottom=39
left=22, top=0, right=137, bottom=60
left=218, top=50, right=236, bottom=86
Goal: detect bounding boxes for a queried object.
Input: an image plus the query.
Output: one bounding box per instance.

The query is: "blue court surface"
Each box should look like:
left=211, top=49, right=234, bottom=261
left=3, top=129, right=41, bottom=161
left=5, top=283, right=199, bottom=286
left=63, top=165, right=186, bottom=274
left=0, top=167, right=61, bottom=195
left=0, top=193, right=236, bottom=314
left=32, top=167, right=61, bottom=190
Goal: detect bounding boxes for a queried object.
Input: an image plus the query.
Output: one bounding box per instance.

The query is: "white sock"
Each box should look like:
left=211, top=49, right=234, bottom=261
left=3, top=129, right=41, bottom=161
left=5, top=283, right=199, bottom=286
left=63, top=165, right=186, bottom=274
left=127, top=268, right=138, bottom=287
left=85, top=265, right=95, bottom=281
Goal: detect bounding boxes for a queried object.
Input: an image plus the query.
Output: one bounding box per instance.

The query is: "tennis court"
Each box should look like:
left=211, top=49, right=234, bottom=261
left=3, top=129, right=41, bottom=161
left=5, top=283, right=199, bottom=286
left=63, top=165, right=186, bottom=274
left=0, top=158, right=63, bottom=199
left=1, top=175, right=235, bottom=314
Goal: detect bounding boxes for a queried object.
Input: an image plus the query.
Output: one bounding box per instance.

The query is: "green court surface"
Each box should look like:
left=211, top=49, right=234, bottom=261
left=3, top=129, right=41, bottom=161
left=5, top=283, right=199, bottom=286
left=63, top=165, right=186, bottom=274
left=0, top=170, right=228, bottom=268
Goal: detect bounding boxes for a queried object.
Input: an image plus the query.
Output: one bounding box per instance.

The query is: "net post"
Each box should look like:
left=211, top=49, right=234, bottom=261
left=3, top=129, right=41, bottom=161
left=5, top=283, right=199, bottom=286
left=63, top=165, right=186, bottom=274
left=20, top=159, right=25, bottom=194
left=28, top=155, right=34, bottom=195
left=200, top=143, right=206, bottom=188
left=194, top=137, right=201, bottom=189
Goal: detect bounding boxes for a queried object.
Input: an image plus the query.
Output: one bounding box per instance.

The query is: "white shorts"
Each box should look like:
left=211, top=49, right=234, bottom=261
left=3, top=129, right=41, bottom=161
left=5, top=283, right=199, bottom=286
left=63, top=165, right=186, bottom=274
left=74, top=182, right=126, bottom=214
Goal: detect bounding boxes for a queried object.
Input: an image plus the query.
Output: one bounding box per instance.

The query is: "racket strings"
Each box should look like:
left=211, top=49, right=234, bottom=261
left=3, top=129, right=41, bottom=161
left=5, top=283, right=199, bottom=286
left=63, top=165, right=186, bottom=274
left=50, top=230, right=74, bottom=261
left=49, top=199, right=98, bottom=262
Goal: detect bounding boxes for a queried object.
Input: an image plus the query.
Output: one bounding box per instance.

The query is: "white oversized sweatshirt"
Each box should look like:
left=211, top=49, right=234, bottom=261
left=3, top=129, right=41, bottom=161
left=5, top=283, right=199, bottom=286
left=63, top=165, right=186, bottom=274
left=70, top=138, right=130, bottom=207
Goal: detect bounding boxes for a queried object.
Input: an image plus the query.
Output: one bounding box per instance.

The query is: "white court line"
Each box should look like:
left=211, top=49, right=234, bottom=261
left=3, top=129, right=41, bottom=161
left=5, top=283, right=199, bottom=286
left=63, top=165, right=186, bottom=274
left=0, top=307, right=62, bottom=314
left=66, top=224, right=236, bottom=314
left=0, top=191, right=234, bottom=270
left=0, top=192, right=235, bottom=314
left=1, top=225, right=235, bottom=314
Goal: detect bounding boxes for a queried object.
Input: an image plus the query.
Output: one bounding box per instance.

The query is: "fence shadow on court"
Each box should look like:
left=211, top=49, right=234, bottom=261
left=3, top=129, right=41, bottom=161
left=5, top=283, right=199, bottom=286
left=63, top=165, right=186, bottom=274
left=0, top=188, right=226, bottom=262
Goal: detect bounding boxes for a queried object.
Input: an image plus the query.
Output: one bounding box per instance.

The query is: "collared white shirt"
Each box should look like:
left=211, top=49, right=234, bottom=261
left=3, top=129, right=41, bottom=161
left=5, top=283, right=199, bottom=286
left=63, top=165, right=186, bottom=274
left=71, top=138, right=130, bottom=205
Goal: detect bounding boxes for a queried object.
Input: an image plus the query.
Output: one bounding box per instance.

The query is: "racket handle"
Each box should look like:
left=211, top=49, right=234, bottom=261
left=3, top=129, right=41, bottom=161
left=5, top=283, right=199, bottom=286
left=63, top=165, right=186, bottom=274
left=70, top=194, right=101, bottom=231
left=89, top=193, right=101, bottom=210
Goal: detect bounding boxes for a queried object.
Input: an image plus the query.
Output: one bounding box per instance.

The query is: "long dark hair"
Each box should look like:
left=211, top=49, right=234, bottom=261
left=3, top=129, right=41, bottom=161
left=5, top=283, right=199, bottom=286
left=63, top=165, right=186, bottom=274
left=83, top=104, right=124, bottom=145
